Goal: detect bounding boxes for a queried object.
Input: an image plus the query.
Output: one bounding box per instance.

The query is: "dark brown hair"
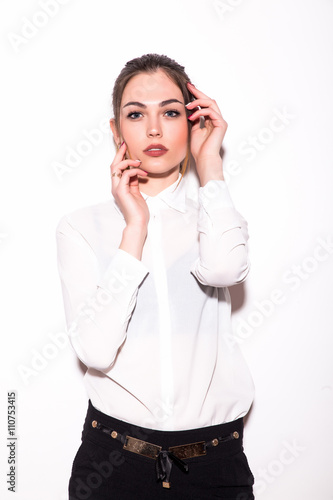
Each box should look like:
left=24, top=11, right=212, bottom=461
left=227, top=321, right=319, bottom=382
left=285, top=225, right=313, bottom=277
left=111, top=53, right=193, bottom=177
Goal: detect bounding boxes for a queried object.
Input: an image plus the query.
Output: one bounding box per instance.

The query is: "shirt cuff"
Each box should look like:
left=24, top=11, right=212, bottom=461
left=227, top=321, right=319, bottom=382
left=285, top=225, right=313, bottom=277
left=98, top=249, right=149, bottom=305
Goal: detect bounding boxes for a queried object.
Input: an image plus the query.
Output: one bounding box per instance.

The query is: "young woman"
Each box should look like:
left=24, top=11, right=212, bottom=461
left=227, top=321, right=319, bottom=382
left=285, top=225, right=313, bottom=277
left=56, top=53, right=255, bottom=499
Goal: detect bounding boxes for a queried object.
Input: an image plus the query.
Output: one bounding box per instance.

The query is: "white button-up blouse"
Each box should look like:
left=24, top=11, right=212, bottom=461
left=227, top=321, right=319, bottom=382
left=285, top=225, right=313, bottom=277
left=56, top=173, right=254, bottom=431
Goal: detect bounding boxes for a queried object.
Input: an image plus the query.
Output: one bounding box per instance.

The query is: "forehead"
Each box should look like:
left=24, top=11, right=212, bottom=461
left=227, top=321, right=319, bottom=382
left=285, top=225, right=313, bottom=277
left=121, top=69, right=183, bottom=104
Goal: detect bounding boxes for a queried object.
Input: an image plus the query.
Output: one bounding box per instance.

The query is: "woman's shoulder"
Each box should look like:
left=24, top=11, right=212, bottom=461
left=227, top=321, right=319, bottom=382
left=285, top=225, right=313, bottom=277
left=55, top=198, right=118, bottom=235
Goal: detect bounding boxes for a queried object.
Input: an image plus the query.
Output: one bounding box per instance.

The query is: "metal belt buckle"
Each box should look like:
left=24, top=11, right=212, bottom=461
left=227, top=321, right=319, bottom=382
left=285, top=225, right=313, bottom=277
left=168, top=441, right=206, bottom=460
left=123, top=436, right=162, bottom=459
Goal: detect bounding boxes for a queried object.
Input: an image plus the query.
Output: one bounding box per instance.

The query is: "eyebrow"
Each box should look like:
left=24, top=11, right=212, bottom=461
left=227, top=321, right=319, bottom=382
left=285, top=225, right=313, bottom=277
left=122, top=98, right=184, bottom=109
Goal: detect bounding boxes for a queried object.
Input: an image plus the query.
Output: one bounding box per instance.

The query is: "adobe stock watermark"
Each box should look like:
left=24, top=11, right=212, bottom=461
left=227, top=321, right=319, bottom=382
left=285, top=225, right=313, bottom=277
left=223, top=106, right=296, bottom=183
left=213, top=0, right=245, bottom=20
left=72, top=264, right=140, bottom=327
left=51, top=74, right=166, bottom=182
left=226, top=235, right=333, bottom=349
left=52, top=118, right=110, bottom=181
left=8, top=0, right=72, bottom=53
left=69, top=448, right=125, bottom=500
left=190, top=106, right=295, bottom=185
left=58, top=401, right=173, bottom=499
left=18, top=260, right=141, bottom=384
left=254, top=439, right=306, bottom=495
left=68, top=396, right=173, bottom=500
left=17, top=330, right=69, bottom=385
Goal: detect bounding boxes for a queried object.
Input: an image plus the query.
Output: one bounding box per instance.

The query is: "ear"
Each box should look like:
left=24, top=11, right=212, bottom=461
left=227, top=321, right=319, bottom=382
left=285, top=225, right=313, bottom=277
left=109, top=118, right=122, bottom=146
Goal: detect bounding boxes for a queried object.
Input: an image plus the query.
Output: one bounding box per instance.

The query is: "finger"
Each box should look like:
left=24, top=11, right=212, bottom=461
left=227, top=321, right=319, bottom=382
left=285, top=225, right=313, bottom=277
left=188, top=107, right=226, bottom=127
left=186, top=98, right=220, bottom=114
left=110, top=141, right=126, bottom=174
left=111, top=164, right=146, bottom=184
left=111, top=166, right=147, bottom=195
left=117, top=167, right=148, bottom=190
left=112, top=140, right=126, bottom=163
left=111, top=141, right=140, bottom=170
left=187, top=82, right=211, bottom=100
left=120, top=167, right=148, bottom=181
left=111, top=158, right=142, bottom=176
left=111, top=162, right=140, bottom=191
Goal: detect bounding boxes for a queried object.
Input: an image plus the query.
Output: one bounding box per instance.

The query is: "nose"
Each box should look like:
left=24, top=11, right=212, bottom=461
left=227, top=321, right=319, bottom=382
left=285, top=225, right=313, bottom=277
left=146, top=115, right=162, bottom=138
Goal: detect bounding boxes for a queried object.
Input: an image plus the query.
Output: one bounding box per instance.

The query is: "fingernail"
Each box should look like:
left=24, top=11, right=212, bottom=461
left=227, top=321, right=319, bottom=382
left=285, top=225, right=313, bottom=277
left=135, top=159, right=141, bottom=162
left=185, top=102, right=192, bottom=107
left=187, top=82, right=195, bottom=87
left=121, top=141, right=125, bottom=146
left=187, top=114, right=193, bottom=119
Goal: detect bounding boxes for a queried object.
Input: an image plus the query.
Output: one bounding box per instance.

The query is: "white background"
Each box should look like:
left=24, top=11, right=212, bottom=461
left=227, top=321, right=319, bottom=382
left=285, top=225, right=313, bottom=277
left=1, top=0, right=333, bottom=498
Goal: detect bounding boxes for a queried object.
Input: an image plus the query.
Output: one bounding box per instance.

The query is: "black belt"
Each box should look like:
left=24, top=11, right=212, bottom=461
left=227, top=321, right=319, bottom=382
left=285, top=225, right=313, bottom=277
left=91, top=419, right=240, bottom=489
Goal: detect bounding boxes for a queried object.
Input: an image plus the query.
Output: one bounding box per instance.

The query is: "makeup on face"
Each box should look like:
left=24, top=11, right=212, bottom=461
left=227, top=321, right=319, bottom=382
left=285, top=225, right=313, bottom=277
left=118, top=70, right=189, bottom=177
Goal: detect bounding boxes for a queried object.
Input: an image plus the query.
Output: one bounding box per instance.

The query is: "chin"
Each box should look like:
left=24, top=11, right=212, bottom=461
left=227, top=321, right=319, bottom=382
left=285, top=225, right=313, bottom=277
left=146, top=166, right=180, bottom=177
left=143, top=157, right=181, bottom=171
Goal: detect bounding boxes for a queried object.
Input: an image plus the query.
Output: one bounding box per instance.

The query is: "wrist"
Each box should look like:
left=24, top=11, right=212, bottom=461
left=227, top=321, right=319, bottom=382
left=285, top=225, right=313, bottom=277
left=196, top=157, right=225, bottom=186
left=120, top=225, right=147, bottom=261
left=124, top=223, right=148, bottom=236
left=199, top=172, right=225, bottom=187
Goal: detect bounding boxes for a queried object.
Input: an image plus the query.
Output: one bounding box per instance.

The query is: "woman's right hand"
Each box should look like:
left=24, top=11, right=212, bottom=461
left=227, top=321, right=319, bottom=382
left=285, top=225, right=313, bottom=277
left=110, top=142, right=150, bottom=229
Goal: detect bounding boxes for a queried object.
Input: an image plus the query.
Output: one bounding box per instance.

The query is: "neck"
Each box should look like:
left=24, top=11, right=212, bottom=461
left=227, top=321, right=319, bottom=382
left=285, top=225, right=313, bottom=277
left=139, top=165, right=180, bottom=196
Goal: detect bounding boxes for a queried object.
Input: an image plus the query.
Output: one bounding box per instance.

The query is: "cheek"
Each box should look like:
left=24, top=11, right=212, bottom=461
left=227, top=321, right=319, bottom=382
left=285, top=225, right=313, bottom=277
left=173, top=120, right=189, bottom=151
left=119, top=122, right=138, bottom=148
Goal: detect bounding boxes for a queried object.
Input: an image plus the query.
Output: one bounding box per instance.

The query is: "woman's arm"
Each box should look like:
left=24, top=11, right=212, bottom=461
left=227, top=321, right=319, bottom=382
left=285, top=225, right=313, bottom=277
left=56, top=216, right=149, bottom=372
left=186, top=82, right=250, bottom=287
left=56, top=143, right=150, bottom=371
left=190, top=179, right=250, bottom=287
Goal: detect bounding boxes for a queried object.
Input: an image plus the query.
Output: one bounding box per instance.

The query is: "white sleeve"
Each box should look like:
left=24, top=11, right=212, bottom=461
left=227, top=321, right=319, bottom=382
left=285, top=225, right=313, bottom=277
left=190, top=180, right=250, bottom=287
left=56, top=216, right=149, bottom=371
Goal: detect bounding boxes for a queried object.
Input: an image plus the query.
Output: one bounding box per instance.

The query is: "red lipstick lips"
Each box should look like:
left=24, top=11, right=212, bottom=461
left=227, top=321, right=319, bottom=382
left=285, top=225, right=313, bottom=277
left=143, top=144, right=168, bottom=157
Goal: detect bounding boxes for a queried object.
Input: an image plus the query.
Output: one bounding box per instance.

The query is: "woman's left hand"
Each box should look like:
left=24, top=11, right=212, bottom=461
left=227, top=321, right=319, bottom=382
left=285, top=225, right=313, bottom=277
left=186, top=82, right=227, bottom=184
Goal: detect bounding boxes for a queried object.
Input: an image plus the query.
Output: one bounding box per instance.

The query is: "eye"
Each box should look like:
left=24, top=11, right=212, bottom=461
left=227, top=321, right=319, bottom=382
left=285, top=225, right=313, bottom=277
left=126, top=109, right=181, bottom=119
left=127, top=111, right=142, bottom=119
left=165, top=110, right=180, bottom=117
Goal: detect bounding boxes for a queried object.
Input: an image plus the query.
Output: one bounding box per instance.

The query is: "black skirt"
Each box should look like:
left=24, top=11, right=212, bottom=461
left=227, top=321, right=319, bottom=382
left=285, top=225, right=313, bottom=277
left=68, top=399, right=255, bottom=500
